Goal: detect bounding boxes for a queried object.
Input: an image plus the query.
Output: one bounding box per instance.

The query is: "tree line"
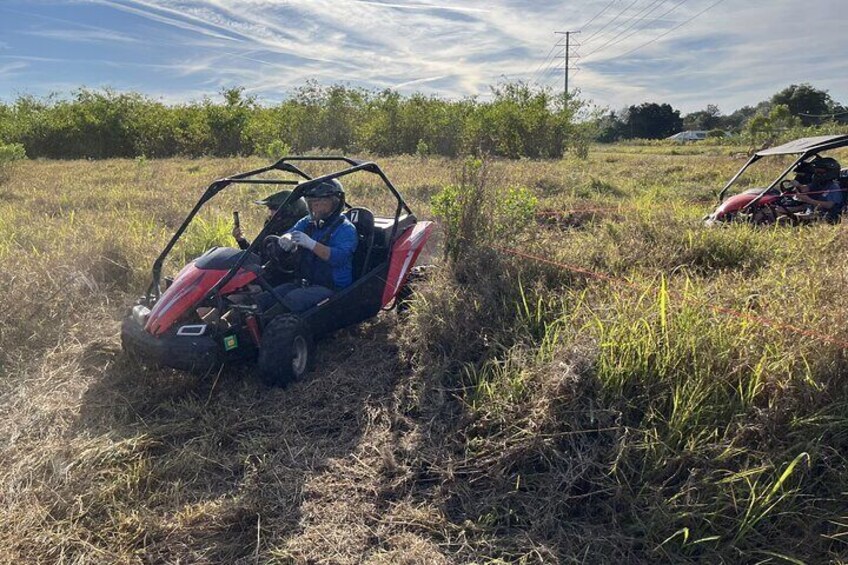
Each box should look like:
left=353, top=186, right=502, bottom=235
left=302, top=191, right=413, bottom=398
left=0, top=82, right=583, bottom=160
left=595, top=83, right=848, bottom=142
left=1, top=81, right=845, bottom=161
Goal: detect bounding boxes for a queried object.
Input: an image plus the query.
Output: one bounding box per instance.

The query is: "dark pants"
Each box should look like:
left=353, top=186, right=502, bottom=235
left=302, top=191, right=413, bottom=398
left=257, top=282, right=334, bottom=313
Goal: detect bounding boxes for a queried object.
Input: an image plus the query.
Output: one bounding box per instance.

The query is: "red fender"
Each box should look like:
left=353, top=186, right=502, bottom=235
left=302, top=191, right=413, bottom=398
left=382, top=221, right=434, bottom=307
left=145, top=263, right=256, bottom=336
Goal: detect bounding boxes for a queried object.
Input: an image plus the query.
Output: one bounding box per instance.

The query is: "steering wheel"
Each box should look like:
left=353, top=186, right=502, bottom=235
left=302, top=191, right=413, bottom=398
left=263, top=235, right=299, bottom=273
left=779, top=179, right=796, bottom=193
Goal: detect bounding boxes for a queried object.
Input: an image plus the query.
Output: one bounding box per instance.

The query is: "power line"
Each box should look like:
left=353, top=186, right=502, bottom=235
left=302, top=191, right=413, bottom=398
left=587, top=0, right=688, bottom=58
left=615, top=0, right=727, bottom=59
left=583, top=0, right=671, bottom=58
left=529, top=42, right=562, bottom=85
left=528, top=0, right=618, bottom=87
left=580, top=0, right=619, bottom=32
left=588, top=0, right=664, bottom=46
left=529, top=0, right=613, bottom=87
left=544, top=65, right=583, bottom=91
left=533, top=47, right=566, bottom=85
left=582, top=0, right=641, bottom=45
left=800, top=110, right=848, bottom=118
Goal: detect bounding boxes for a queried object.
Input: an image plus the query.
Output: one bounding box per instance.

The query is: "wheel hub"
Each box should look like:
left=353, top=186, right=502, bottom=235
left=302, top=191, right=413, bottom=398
left=292, top=335, right=308, bottom=375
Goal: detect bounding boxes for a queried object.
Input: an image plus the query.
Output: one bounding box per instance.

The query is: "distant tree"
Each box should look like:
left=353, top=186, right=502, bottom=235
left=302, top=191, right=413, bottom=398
left=832, top=103, right=848, bottom=124
left=683, top=104, right=722, bottom=131
left=0, top=103, right=10, bottom=143
left=771, top=83, right=832, bottom=124
left=768, top=104, right=802, bottom=130
left=721, top=105, right=756, bottom=131
left=745, top=104, right=801, bottom=144
left=621, top=102, right=682, bottom=139
left=593, top=110, right=626, bottom=142
left=205, top=86, right=256, bottom=156
left=721, top=100, right=773, bottom=132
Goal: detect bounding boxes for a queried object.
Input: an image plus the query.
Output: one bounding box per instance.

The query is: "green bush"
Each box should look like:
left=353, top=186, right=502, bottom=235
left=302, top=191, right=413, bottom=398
left=0, top=142, right=26, bottom=164
left=415, top=139, right=430, bottom=157
left=0, top=141, right=26, bottom=183
left=262, top=139, right=292, bottom=160
left=494, top=185, right=537, bottom=238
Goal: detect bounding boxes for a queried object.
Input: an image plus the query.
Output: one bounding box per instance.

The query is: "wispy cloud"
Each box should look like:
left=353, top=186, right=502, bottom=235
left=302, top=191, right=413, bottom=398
left=2, top=0, right=847, bottom=112
left=0, top=62, right=28, bottom=78
left=89, top=0, right=242, bottom=42
left=352, top=1, right=490, bottom=13
left=393, top=75, right=450, bottom=89
left=25, top=28, right=139, bottom=43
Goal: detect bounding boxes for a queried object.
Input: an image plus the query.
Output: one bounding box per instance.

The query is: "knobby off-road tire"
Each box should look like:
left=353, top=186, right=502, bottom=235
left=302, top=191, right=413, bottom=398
left=394, top=283, right=415, bottom=315
left=395, top=265, right=434, bottom=315
left=257, top=314, right=313, bottom=387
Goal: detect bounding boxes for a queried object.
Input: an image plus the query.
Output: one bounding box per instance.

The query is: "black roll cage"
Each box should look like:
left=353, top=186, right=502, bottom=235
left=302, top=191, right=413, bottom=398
left=146, top=156, right=414, bottom=302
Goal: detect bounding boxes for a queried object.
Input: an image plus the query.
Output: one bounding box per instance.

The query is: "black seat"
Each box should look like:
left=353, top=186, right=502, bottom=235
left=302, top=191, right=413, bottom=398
left=344, top=207, right=375, bottom=279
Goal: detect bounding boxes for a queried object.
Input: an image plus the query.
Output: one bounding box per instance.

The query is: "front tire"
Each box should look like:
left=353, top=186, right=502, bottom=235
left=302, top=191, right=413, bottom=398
left=257, top=314, right=313, bottom=387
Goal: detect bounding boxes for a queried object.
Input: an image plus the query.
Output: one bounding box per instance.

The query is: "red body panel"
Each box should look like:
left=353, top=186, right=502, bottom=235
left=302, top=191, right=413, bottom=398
left=145, top=262, right=257, bottom=336
left=714, top=192, right=780, bottom=219
left=382, top=221, right=434, bottom=307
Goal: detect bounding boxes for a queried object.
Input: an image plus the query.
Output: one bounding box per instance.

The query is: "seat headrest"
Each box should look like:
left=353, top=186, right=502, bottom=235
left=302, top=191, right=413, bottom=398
left=344, top=207, right=375, bottom=235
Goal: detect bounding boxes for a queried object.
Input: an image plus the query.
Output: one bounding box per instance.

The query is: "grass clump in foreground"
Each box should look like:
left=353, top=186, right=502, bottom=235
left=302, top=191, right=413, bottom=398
left=1, top=152, right=847, bottom=563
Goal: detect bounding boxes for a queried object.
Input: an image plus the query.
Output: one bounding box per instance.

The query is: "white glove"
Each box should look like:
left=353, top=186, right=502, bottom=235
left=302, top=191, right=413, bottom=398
left=278, top=233, right=296, bottom=252
left=290, top=230, right=317, bottom=251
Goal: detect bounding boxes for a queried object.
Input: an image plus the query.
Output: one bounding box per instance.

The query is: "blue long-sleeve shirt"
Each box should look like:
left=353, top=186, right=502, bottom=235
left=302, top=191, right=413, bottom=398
left=817, top=180, right=844, bottom=208
left=287, top=215, right=358, bottom=289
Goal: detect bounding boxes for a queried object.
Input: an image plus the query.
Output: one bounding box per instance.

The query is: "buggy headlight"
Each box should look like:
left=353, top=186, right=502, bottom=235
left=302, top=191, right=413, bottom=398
left=176, top=324, right=207, bottom=337
left=132, top=305, right=151, bottom=326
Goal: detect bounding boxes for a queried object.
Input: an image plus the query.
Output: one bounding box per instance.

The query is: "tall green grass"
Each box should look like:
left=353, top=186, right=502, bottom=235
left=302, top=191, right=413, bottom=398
left=399, top=153, right=848, bottom=562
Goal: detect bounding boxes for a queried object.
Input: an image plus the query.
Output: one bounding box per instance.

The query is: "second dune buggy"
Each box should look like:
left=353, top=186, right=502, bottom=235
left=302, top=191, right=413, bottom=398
left=705, top=134, right=848, bottom=225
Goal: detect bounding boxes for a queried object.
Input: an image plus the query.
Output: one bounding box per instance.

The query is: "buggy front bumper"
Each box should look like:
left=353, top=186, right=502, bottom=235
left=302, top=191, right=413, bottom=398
left=121, top=316, right=220, bottom=374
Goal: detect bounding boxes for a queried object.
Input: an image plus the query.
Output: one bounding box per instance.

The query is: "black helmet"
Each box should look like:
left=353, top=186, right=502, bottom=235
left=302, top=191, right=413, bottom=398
left=793, top=162, right=814, bottom=185
left=811, top=157, right=840, bottom=182
left=301, top=178, right=344, bottom=199
left=254, top=189, right=308, bottom=221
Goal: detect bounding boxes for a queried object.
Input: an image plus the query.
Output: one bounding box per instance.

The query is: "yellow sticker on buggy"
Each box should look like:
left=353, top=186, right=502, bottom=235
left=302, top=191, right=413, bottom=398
left=223, top=335, right=238, bottom=351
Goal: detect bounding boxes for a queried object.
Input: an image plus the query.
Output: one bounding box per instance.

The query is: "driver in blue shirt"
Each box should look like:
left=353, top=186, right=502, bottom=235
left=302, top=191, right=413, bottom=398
left=788, top=157, right=845, bottom=223
left=258, top=179, right=358, bottom=313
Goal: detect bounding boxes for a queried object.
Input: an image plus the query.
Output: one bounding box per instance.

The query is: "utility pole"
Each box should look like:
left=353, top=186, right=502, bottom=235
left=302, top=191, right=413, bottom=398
left=554, top=30, right=580, bottom=99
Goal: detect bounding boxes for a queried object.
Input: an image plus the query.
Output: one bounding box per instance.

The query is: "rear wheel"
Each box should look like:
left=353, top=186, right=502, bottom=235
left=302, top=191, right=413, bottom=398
left=395, top=265, right=433, bottom=315
left=257, top=314, right=313, bottom=387
left=395, top=283, right=415, bottom=315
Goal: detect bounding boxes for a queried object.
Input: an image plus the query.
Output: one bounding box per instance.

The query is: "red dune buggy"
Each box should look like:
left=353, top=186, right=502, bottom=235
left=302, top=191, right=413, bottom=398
left=705, top=134, right=848, bottom=225
left=121, top=156, right=433, bottom=385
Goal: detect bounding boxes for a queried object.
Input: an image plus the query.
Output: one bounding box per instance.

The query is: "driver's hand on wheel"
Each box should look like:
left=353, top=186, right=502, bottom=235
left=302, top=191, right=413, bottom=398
left=278, top=233, right=296, bottom=252
left=290, top=231, right=317, bottom=251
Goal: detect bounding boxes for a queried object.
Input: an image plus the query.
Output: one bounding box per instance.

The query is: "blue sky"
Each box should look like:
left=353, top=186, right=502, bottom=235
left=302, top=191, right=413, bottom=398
left=0, top=0, right=845, bottom=114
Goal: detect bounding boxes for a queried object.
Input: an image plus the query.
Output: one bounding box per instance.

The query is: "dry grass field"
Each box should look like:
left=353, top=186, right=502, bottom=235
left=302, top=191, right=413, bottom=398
left=1, top=147, right=848, bottom=563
